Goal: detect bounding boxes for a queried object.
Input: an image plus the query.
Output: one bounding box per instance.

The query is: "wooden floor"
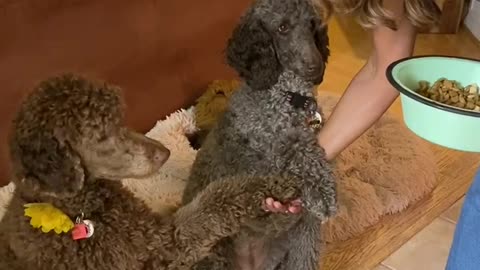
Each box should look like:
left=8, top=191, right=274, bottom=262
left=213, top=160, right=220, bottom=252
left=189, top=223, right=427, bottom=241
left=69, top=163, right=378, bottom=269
left=318, top=17, right=480, bottom=270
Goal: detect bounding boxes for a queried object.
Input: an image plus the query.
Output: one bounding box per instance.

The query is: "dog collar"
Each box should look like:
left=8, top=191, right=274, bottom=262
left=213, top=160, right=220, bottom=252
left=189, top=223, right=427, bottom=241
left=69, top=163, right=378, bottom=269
left=23, top=203, right=94, bottom=240
left=283, top=91, right=317, bottom=112
left=282, top=91, right=323, bottom=129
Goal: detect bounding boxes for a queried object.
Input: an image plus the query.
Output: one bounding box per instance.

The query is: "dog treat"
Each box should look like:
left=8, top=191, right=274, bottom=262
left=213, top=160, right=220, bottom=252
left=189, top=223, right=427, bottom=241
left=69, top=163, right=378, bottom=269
left=415, top=78, right=480, bottom=112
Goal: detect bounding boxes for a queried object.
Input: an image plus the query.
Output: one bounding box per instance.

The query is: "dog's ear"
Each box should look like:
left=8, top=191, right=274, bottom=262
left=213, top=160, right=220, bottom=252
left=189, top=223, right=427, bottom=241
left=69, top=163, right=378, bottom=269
left=10, top=130, right=85, bottom=196
left=226, top=13, right=282, bottom=90
left=313, top=21, right=330, bottom=64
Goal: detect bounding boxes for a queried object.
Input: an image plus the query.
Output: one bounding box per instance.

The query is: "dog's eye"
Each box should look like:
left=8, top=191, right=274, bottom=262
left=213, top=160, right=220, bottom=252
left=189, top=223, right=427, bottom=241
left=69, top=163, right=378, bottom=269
left=278, top=23, right=289, bottom=34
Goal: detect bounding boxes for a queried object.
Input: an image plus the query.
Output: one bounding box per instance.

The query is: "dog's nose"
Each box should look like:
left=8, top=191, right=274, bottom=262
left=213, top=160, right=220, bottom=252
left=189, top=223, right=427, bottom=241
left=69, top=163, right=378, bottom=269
left=151, top=144, right=170, bottom=164
left=153, top=148, right=169, bottom=161
left=304, top=63, right=325, bottom=84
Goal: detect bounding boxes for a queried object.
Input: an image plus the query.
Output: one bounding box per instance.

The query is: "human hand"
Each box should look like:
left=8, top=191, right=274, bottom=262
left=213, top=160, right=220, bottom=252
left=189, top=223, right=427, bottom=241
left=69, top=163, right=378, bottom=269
left=262, top=198, right=303, bottom=214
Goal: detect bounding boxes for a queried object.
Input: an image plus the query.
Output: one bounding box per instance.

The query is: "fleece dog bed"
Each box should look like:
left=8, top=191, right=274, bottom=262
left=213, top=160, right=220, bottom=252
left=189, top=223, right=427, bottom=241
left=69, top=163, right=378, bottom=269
left=0, top=91, right=437, bottom=243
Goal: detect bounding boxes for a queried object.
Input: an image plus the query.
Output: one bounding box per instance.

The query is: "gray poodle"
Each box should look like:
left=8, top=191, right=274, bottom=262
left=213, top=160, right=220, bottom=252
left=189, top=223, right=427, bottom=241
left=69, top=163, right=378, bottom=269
left=182, top=0, right=336, bottom=269
left=0, top=74, right=303, bottom=270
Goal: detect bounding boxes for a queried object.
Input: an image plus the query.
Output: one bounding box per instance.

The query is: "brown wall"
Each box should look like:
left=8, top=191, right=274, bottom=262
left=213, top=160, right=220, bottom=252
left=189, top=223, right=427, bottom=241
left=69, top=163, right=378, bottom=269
left=0, top=0, right=251, bottom=185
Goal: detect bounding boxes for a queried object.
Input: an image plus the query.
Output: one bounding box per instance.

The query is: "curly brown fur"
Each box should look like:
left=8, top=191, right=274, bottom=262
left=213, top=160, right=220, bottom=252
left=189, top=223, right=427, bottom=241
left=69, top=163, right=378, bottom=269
left=0, top=73, right=304, bottom=270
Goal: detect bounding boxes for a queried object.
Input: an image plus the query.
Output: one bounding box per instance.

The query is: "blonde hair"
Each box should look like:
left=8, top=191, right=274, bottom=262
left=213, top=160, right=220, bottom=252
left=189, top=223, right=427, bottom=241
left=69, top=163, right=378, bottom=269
left=316, top=0, right=441, bottom=30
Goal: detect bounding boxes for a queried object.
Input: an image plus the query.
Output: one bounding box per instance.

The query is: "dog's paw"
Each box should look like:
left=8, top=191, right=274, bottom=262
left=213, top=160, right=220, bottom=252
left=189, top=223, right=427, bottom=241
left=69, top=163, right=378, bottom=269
left=306, top=199, right=337, bottom=221
left=303, top=188, right=337, bottom=221
left=244, top=176, right=302, bottom=218
left=264, top=176, right=302, bottom=202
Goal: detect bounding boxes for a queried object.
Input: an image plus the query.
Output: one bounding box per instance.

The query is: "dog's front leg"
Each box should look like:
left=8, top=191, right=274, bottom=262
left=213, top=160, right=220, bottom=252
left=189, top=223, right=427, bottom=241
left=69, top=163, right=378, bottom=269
left=168, top=175, right=302, bottom=269
left=300, top=148, right=337, bottom=221
left=265, top=130, right=337, bottom=270
left=281, top=129, right=338, bottom=221
left=273, top=213, right=323, bottom=270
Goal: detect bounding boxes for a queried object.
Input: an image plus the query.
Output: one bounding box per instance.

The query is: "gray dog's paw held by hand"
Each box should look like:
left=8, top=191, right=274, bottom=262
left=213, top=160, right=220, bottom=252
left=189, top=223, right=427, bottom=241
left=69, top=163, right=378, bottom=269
left=304, top=190, right=338, bottom=221
left=245, top=176, right=301, bottom=217
left=264, top=176, right=302, bottom=202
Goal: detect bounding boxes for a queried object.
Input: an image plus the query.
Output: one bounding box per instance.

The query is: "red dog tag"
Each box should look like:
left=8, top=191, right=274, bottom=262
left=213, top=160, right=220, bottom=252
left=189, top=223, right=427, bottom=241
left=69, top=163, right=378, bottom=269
left=71, top=219, right=94, bottom=240
left=72, top=223, right=88, bottom=240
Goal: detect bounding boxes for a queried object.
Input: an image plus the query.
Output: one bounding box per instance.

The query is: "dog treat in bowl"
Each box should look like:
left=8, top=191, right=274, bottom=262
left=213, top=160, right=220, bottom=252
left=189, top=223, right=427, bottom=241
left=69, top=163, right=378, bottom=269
left=415, top=78, right=480, bottom=111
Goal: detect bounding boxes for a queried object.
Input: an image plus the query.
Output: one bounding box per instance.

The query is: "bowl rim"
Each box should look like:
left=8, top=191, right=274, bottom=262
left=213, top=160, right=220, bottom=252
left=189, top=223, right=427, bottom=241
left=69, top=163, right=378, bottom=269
left=386, top=55, right=480, bottom=118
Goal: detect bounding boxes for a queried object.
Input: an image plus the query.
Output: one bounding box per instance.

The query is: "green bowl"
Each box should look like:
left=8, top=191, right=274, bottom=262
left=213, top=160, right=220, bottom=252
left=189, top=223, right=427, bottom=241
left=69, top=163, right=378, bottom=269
left=386, top=55, right=480, bottom=153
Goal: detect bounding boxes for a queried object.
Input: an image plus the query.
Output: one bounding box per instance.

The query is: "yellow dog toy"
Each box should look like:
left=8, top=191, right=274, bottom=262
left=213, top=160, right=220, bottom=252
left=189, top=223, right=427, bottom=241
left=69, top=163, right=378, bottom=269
left=24, top=203, right=74, bottom=234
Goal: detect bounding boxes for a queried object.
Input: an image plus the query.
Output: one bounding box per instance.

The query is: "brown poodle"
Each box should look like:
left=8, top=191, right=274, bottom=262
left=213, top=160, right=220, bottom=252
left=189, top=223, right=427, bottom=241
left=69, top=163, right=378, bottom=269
left=0, top=74, right=302, bottom=270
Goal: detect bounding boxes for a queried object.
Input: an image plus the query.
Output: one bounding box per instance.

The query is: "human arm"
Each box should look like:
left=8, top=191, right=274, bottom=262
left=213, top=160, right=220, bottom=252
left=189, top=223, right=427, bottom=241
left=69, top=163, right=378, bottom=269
left=317, top=0, right=417, bottom=160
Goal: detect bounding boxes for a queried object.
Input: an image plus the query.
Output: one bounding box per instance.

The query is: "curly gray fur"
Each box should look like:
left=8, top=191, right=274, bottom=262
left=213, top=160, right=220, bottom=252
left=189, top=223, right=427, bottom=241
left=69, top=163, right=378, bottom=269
left=182, top=0, right=336, bottom=268
left=183, top=71, right=337, bottom=269
left=183, top=72, right=336, bottom=216
left=225, top=0, right=330, bottom=91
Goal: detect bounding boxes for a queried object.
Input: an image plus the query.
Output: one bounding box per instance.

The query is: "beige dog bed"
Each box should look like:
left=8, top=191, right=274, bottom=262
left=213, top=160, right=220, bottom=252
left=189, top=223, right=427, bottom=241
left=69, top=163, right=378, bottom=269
left=0, top=91, right=437, bottom=244
left=317, top=92, right=437, bottom=242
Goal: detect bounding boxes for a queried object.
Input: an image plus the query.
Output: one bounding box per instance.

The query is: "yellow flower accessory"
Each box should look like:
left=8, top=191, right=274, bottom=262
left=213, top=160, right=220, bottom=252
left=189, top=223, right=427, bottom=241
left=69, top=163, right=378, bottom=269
left=24, top=203, right=74, bottom=234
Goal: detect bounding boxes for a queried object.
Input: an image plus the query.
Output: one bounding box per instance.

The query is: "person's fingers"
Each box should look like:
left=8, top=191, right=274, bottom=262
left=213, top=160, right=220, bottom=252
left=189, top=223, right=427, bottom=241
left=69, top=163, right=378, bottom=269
left=263, top=198, right=272, bottom=212
left=273, top=201, right=283, bottom=209
left=266, top=205, right=281, bottom=212
left=288, top=205, right=302, bottom=214
left=271, top=205, right=283, bottom=212
left=263, top=199, right=282, bottom=212
left=266, top=201, right=286, bottom=213
left=265, top=197, right=274, bottom=207
left=291, top=199, right=302, bottom=205
left=263, top=198, right=304, bottom=214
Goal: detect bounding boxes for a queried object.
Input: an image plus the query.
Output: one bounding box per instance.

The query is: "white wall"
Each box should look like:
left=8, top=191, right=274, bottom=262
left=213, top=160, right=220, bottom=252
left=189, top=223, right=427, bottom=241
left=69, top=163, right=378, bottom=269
left=465, top=0, right=480, bottom=40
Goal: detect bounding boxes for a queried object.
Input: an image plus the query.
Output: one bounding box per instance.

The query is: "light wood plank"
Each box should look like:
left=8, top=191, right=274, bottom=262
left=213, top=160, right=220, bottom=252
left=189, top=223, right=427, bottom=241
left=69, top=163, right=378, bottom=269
left=320, top=147, right=480, bottom=270
left=438, top=0, right=466, bottom=33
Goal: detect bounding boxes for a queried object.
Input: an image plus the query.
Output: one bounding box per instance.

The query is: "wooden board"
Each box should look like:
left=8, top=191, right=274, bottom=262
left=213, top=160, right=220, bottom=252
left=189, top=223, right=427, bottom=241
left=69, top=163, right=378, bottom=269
left=424, top=0, right=467, bottom=34
left=320, top=146, right=480, bottom=270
